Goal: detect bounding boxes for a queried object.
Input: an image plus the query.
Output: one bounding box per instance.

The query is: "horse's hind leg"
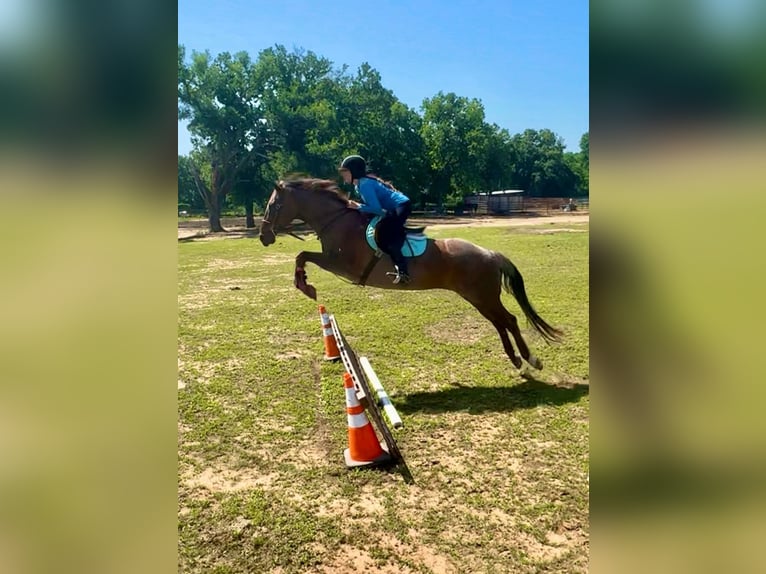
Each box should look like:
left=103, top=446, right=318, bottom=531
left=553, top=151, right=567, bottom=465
left=491, top=318, right=523, bottom=369
left=500, top=306, right=544, bottom=370
left=465, top=296, right=523, bottom=368
left=466, top=294, right=543, bottom=370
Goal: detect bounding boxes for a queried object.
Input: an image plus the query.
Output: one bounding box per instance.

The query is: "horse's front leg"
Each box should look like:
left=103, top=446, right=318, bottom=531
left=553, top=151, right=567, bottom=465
left=294, top=251, right=339, bottom=300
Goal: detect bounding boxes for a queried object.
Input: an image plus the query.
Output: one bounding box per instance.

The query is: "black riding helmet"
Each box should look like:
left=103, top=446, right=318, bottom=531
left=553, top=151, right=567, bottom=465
left=339, top=155, right=367, bottom=180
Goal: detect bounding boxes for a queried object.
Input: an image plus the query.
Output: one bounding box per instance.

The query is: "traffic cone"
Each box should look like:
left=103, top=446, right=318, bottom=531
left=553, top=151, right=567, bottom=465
left=318, top=305, right=340, bottom=361
left=342, top=372, right=392, bottom=468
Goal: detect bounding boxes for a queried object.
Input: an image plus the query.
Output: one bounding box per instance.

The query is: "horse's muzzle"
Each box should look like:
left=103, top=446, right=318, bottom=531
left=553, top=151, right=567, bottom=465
left=259, top=227, right=275, bottom=246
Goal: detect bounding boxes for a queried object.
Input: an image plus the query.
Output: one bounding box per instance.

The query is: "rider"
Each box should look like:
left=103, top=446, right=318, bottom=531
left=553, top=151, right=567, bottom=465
left=339, top=155, right=412, bottom=284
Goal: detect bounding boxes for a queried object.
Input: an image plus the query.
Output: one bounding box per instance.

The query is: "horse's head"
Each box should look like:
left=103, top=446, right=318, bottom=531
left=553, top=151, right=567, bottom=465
left=259, top=180, right=299, bottom=246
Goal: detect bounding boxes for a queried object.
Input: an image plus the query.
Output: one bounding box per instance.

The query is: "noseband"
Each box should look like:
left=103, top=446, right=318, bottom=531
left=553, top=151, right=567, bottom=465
left=262, top=182, right=305, bottom=241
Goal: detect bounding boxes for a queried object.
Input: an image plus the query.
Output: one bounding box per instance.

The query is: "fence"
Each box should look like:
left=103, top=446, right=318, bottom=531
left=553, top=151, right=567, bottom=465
left=418, top=197, right=589, bottom=217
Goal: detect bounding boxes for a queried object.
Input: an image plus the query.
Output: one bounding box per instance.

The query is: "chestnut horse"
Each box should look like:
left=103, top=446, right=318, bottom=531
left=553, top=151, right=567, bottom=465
left=259, top=178, right=562, bottom=369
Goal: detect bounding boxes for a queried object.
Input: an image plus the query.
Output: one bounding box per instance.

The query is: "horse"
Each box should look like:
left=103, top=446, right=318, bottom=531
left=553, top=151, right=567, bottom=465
left=259, top=178, right=562, bottom=370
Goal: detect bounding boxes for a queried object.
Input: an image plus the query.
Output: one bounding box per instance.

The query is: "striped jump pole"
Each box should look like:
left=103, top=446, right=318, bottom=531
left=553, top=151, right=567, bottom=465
left=359, top=356, right=403, bottom=429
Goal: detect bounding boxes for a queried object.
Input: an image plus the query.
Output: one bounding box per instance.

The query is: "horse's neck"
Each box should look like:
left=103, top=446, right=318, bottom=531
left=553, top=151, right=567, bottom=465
left=295, top=199, right=349, bottom=240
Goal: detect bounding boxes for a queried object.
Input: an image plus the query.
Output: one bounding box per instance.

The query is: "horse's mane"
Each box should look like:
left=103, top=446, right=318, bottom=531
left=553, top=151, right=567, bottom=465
left=282, top=177, right=349, bottom=206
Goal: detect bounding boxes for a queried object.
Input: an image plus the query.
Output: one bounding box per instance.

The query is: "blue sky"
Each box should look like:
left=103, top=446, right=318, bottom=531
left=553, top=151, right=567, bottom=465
left=178, top=0, right=588, bottom=154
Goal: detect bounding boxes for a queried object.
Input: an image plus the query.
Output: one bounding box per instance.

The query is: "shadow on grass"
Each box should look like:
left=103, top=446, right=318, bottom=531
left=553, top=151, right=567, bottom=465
left=397, top=374, right=589, bottom=415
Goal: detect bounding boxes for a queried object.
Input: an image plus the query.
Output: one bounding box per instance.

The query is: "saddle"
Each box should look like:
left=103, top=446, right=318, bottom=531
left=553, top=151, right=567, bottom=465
left=365, top=215, right=428, bottom=258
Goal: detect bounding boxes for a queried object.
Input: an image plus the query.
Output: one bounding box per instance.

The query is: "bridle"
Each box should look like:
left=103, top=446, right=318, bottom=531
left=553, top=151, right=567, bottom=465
left=262, top=179, right=355, bottom=242
left=262, top=181, right=305, bottom=241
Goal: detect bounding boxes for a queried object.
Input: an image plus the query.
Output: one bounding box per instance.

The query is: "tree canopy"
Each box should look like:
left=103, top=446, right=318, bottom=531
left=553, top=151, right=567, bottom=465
left=178, top=44, right=588, bottom=229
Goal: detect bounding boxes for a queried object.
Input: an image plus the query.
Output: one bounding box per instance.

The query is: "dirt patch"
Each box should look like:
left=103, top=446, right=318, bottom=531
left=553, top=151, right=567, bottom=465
left=319, top=546, right=412, bottom=574
left=356, top=493, right=386, bottom=517
left=178, top=357, right=245, bottom=388
left=516, top=531, right=570, bottom=562
left=260, top=254, right=294, bottom=266
left=178, top=291, right=213, bottom=311
left=426, top=213, right=589, bottom=230
left=426, top=316, right=494, bottom=344
left=280, top=440, right=334, bottom=471
left=178, top=214, right=589, bottom=239
left=274, top=350, right=305, bottom=361
left=206, top=258, right=251, bottom=270
left=528, top=227, right=588, bottom=234
left=184, top=467, right=279, bottom=493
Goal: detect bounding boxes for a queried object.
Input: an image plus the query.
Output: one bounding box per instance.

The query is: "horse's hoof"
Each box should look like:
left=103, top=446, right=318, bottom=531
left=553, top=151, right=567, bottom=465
left=511, top=356, right=523, bottom=369
left=305, top=285, right=317, bottom=300
left=528, top=354, right=543, bottom=370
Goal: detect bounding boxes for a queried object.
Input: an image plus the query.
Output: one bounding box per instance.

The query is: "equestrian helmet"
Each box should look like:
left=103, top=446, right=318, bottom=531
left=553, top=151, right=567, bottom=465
left=340, top=155, right=366, bottom=179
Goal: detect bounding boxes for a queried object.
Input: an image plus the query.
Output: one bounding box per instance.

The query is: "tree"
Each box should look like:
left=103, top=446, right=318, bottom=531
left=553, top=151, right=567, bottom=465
left=178, top=154, right=206, bottom=213
left=178, top=43, right=588, bottom=218
left=334, top=64, right=428, bottom=200
left=378, top=101, right=429, bottom=203
left=255, top=55, right=429, bottom=201
left=509, top=129, right=577, bottom=197
left=578, top=132, right=589, bottom=193
left=420, top=92, right=490, bottom=207
left=254, top=45, right=345, bottom=178
left=229, top=159, right=274, bottom=227
left=178, top=46, right=272, bottom=232
left=562, top=132, right=589, bottom=196
left=481, top=125, right=517, bottom=192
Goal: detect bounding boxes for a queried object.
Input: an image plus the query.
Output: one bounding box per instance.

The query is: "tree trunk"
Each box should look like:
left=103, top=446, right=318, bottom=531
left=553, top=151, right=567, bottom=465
left=190, top=164, right=226, bottom=232
left=208, top=196, right=225, bottom=232
left=245, top=201, right=255, bottom=228
left=207, top=169, right=229, bottom=233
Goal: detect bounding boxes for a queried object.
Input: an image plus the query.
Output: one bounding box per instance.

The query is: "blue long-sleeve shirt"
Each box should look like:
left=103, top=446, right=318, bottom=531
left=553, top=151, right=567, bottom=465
left=355, top=177, right=410, bottom=215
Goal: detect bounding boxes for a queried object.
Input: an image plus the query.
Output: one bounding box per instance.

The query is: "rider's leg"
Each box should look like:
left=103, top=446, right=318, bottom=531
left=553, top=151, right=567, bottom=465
left=377, top=215, right=409, bottom=283
left=387, top=202, right=412, bottom=283
left=391, top=202, right=412, bottom=281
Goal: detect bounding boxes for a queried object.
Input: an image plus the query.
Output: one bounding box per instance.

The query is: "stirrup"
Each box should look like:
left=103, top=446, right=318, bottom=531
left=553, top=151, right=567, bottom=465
left=387, top=271, right=410, bottom=285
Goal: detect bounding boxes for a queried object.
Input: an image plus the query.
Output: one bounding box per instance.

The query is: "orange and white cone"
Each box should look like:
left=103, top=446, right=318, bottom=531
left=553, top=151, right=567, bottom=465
left=342, top=373, right=391, bottom=468
left=318, top=305, right=340, bottom=361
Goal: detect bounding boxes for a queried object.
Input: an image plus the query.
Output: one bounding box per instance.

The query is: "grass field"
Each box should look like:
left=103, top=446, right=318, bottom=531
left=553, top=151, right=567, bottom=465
left=178, top=220, right=589, bottom=573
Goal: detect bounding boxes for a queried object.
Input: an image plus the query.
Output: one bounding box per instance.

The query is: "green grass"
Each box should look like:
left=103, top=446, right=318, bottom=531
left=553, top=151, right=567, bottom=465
left=178, top=221, right=589, bottom=573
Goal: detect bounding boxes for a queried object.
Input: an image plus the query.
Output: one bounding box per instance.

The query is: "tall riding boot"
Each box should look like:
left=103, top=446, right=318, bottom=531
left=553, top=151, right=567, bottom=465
left=391, top=251, right=410, bottom=284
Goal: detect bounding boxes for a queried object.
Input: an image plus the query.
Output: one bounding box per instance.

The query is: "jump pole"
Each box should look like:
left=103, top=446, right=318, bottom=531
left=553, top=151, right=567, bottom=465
left=329, top=314, right=403, bottom=463
left=359, top=356, right=403, bottom=429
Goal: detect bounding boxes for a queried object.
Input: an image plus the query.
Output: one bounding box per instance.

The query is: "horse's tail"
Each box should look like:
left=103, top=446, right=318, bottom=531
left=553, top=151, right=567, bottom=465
left=496, top=252, right=563, bottom=343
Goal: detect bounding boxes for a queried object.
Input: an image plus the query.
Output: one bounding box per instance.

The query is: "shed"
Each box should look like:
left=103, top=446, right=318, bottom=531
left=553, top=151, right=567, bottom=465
left=463, top=190, right=525, bottom=215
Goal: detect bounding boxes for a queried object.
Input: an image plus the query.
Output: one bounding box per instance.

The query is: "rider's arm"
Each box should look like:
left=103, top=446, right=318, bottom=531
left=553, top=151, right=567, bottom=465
left=356, top=179, right=385, bottom=215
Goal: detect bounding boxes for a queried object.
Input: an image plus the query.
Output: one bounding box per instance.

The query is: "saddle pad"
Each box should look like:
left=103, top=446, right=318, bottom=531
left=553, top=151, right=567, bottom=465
left=365, top=215, right=428, bottom=258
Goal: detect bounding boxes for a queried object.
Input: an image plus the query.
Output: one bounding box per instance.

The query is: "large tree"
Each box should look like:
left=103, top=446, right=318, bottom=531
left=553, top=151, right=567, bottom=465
left=509, top=129, right=577, bottom=197
left=254, top=45, right=346, bottom=178
left=178, top=46, right=272, bottom=231
left=177, top=154, right=206, bottom=213
left=578, top=132, right=589, bottom=193
left=178, top=43, right=589, bottom=221
left=334, top=64, right=428, bottom=200
left=420, top=92, right=490, bottom=207
left=229, top=158, right=276, bottom=228
left=480, top=124, right=517, bottom=192
left=563, top=132, right=589, bottom=196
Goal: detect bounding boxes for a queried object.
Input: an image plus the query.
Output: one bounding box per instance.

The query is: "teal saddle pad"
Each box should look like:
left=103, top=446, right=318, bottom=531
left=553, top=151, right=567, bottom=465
left=365, top=215, right=428, bottom=258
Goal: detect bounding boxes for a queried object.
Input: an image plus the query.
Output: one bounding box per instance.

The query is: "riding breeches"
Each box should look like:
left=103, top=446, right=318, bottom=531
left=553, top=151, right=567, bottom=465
left=376, top=201, right=412, bottom=273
